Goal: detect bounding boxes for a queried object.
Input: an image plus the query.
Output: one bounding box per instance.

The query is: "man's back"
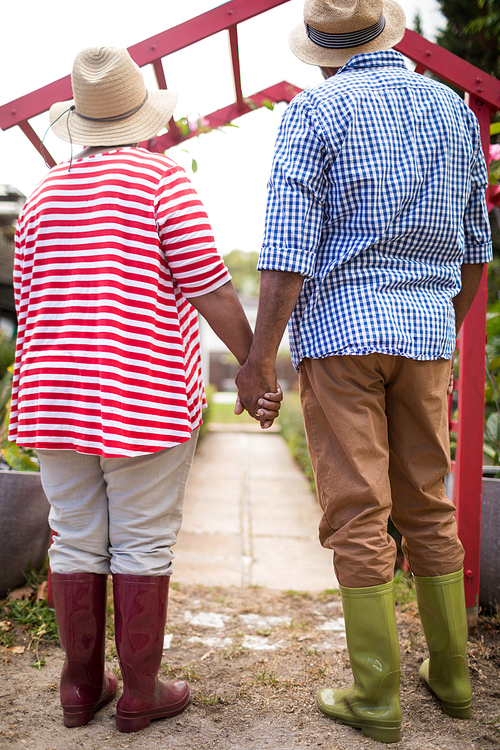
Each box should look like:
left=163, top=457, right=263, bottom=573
left=260, top=51, right=491, bottom=365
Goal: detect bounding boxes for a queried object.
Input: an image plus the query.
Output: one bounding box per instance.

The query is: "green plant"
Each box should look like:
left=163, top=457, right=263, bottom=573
left=393, top=569, right=416, bottom=607
left=284, top=590, right=311, bottom=599
left=279, top=392, right=315, bottom=490
left=252, top=667, right=278, bottom=686
left=0, top=363, right=39, bottom=472
left=196, top=690, right=222, bottom=706
left=484, top=311, right=500, bottom=468
left=0, top=333, right=15, bottom=379
left=483, top=716, right=500, bottom=735
left=1, top=597, right=58, bottom=647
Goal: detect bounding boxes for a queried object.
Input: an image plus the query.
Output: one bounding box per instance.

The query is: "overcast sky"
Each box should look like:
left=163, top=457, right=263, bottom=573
left=0, top=0, right=444, bottom=256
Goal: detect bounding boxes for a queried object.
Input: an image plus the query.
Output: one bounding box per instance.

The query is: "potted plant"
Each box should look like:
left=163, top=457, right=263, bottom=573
left=0, top=340, right=51, bottom=598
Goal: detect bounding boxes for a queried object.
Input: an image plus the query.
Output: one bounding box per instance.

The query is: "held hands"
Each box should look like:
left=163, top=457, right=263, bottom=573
left=234, top=384, right=283, bottom=429
left=234, top=360, right=282, bottom=429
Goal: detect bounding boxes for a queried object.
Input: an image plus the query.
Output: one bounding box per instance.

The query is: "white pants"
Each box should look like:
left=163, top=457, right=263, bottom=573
left=37, top=430, right=198, bottom=576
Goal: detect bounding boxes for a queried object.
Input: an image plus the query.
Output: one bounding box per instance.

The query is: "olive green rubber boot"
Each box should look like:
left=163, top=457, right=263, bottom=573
left=414, top=569, right=471, bottom=719
left=316, top=581, right=402, bottom=744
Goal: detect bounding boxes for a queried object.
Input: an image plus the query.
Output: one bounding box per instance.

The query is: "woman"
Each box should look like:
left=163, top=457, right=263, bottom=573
left=12, top=46, right=281, bottom=733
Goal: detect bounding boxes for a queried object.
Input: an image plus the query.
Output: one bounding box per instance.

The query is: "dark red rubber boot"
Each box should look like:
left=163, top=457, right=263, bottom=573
left=51, top=572, right=118, bottom=727
left=113, top=574, right=190, bottom=733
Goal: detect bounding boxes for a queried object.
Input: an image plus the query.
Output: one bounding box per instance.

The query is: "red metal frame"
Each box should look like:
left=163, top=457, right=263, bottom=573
left=394, top=30, right=499, bottom=624
left=2, top=4, right=500, bottom=622
left=0, top=0, right=293, bottom=164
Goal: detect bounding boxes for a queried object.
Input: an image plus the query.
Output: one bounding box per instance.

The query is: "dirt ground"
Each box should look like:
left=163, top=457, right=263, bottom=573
left=0, top=583, right=499, bottom=750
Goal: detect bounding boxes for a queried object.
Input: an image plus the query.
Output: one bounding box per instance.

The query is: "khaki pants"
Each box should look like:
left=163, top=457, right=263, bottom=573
left=300, top=355, right=464, bottom=588
left=37, top=430, right=198, bottom=576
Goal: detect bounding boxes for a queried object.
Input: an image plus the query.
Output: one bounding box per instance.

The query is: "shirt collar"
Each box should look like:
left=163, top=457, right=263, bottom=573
left=337, top=50, right=407, bottom=75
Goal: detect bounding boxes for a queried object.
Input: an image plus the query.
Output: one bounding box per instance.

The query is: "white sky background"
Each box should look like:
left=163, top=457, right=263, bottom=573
left=0, top=0, right=444, bottom=257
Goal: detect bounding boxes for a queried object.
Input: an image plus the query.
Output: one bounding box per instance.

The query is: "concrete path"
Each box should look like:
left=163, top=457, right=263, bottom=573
left=172, top=424, right=338, bottom=592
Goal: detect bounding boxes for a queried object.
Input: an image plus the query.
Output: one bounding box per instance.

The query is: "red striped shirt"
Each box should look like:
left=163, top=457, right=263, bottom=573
left=11, top=147, right=230, bottom=457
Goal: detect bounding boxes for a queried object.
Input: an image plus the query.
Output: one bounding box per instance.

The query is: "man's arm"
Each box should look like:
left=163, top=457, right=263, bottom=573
left=453, top=263, right=485, bottom=334
left=187, top=280, right=281, bottom=428
left=446, top=263, right=485, bottom=396
left=235, top=270, right=305, bottom=416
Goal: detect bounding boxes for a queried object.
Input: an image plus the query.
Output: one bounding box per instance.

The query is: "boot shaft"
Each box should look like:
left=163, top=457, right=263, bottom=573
left=113, top=574, right=169, bottom=694
left=51, top=572, right=112, bottom=714
left=414, top=570, right=468, bottom=663
left=317, top=580, right=402, bottom=743
left=414, top=569, right=471, bottom=717
left=52, top=573, right=108, bottom=661
left=340, top=580, right=401, bottom=701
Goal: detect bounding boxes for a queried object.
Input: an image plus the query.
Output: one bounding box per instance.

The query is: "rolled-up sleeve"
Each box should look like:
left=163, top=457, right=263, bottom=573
left=258, top=97, right=328, bottom=277
left=463, top=117, right=493, bottom=264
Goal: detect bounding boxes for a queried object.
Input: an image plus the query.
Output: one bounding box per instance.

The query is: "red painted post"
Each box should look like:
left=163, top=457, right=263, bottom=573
left=452, top=96, right=491, bottom=625
left=453, top=270, right=488, bottom=625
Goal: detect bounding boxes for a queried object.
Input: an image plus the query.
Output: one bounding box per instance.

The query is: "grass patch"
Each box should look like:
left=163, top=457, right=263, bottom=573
left=207, top=400, right=256, bottom=424
left=393, top=569, right=416, bottom=606
left=0, top=563, right=58, bottom=653
left=0, top=598, right=58, bottom=650
left=196, top=690, right=222, bottom=706
left=284, top=590, right=312, bottom=599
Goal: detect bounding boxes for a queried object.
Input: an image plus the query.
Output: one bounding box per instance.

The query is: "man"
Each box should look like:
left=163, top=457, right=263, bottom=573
left=236, top=0, right=492, bottom=743
left=12, top=47, right=281, bottom=733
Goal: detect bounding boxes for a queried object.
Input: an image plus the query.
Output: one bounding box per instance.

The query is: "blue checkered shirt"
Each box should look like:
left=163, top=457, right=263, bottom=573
left=258, top=51, right=492, bottom=370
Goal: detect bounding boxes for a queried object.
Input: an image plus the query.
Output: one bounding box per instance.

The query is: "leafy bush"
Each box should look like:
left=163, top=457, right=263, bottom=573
left=484, top=311, right=500, bottom=466
left=279, top=391, right=315, bottom=491
left=0, top=333, right=15, bottom=379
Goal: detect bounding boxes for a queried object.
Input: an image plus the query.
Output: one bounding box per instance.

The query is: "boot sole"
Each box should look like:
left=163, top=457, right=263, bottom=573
left=440, top=700, right=471, bottom=720
left=63, top=690, right=117, bottom=728
left=318, top=710, right=401, bottom=744
left=62, top=673, right=118, bottom=728
left=116, top=693, right=191, bottom=733
left=420, top=665, right=471, bottom=720
left=316, top=695, right=401, bottom=743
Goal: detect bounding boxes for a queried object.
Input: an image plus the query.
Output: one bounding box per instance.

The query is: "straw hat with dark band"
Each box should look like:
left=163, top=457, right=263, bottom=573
left=289, top=0, right=406, bottom=68
left=50, top=47, right=178, bottom=146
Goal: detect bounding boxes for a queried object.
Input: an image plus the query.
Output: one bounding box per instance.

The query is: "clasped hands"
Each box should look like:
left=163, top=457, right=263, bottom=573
left=234, top=360, right=282, bottom=430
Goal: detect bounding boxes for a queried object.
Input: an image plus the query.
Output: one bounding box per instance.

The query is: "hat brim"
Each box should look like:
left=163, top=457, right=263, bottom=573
left=289, top=0, right=406, bottom=67
left=49, top=88, right=178, bottom=146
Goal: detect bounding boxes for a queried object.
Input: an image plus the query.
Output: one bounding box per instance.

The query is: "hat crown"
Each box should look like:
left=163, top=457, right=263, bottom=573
left=71, top=47, right=146, bottom=121
left=304, top=0, right=383, bottom=34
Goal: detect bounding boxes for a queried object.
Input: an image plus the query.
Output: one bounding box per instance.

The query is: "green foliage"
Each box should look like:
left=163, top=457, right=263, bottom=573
left=1, top=599, right=58, bottom=644
left=195, top=690, right=222, bottom=706
left=199, top=384, right=216, bottom=440
left=413, top=11, right=424, bottom=36
left=223, top=249, right=260, bottom=297
left=436, top=0, right=500, bottom=78
left=484, top=312, right=500, bottom=466
left=483, top=716, right=500, bottom=735
left=0, top=333, right=15, bottom=379
left=0, top=337, right=40, bottom=471
left=0, top=365, right=39, bottom=472
left=279, top=392, right=315, bottom=491
left=1, top=566, right=58, bottom=652
left=393, top=569, right=416, bottom=606
left=205, top=399, right=256, bottom=425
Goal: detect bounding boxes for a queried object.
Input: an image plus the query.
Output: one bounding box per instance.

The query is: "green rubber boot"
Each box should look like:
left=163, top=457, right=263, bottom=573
left=414, top=569, right=471, bottom=719
left=316, top=581, right=402, bottom=744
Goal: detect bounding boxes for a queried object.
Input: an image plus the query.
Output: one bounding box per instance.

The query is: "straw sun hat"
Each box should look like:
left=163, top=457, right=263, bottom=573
left=49, top=46, right=178, bottom=146
left=289, top=0, right=406, bottom=68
